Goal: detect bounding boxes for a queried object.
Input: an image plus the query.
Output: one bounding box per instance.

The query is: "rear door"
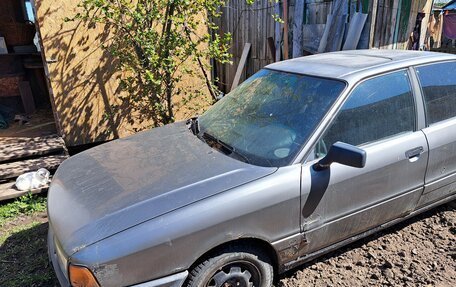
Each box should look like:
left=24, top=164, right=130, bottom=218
left=415, top=61, right=456, bottom=207
left=299, top=70, right=428, bottom=254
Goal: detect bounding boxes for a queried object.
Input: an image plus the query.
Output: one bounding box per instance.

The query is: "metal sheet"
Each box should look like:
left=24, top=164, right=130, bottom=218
left=342, top=13, right=368, bottom=50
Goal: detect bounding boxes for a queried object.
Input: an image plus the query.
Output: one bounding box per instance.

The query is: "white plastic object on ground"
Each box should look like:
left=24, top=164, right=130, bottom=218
left=15, top=168, right=50, bottom=191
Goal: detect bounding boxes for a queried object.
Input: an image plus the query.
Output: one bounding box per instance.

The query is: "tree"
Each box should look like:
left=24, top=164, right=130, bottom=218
left=69, top=0, right=245, bottom=128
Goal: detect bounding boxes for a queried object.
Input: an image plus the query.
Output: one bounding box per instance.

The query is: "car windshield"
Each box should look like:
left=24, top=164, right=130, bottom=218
left=198, top=69, right=346, bottom=167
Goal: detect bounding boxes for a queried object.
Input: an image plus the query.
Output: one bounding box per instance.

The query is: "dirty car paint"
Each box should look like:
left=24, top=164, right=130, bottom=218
left=48, top=122, right=276, bottom=256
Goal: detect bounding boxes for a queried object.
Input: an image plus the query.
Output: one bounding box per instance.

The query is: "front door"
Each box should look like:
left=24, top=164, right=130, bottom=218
left=299, top=70, right=428, bottom=254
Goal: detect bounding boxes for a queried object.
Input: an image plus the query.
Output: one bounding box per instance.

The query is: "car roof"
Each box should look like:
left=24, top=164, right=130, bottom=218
left=266, top=50, right=456, bottom=80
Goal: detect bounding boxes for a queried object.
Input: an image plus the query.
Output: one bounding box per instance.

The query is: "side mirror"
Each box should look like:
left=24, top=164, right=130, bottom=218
left=313, top=142, right=366, bottom=171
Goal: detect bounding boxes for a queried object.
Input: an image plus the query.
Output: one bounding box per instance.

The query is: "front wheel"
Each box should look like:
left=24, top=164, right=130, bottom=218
left=186, top=246, right=274, bottom=287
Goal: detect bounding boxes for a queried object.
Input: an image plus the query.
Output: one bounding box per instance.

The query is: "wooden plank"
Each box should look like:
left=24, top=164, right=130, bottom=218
left=0, top=136, right=65, bottom=163
left=393, top=0, right=403, bottom=49
left=386, top=0, right=400, bottom=49
left=419, top=0, right=433, bottom=50
left=0, top=155, right=67, bottom=180
left=283, top=0, right=289, bottom=59
left=19, top=81, right=36, bottom=115
left=275, top=2, right=282, bottom=61
left=0, top=135, right=63, bottom=145
left=374, top=0, right=385, bottom=48
left=369, top=0, right=379, bottom=48
left=267, top=37, right=276, bottom=61
left=326, top=14, right=348, bottom=52
left=292, top=0, right=305, bottom=58
left=230, top=43, right=251, bottom=92
left=357, top=0, right=373, bottom=49
left=0, top=180, right=48, bottom=202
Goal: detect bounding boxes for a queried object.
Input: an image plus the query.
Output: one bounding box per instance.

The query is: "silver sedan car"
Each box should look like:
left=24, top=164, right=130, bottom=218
left=48, top=50, right=456, bottom=287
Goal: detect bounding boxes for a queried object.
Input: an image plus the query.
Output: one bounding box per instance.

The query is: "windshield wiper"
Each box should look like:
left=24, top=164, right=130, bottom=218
left=202, top=132, right=250, bottom=164
left=186, top=116, right=200, bottom=135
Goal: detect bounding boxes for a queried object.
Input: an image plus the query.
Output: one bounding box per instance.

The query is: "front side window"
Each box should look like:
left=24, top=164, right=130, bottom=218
left=416, top=61, right=456, bottom=125
left=198, top=69, right=346, bottom=167
left=315, top=70, right=415, bottom=158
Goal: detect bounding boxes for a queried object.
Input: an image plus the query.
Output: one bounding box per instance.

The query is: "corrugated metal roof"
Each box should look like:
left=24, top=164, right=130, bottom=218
left=443, top=0, right=456, bottom=10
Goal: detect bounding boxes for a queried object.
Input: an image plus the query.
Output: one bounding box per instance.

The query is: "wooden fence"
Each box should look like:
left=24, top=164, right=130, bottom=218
left=215, top=0, right=432, bottom=93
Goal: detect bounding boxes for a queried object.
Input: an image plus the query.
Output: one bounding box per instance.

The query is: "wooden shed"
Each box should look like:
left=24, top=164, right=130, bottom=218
left=0, top=0, right=68, bottom=199
left=0, top=0, right=211, bottom=199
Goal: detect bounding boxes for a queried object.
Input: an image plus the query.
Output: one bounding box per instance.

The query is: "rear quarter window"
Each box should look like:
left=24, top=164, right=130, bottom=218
left=416, top=61, right=456, bottom=125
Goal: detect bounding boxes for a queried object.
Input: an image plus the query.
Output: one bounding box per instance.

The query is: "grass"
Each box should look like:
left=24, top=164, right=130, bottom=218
left=0, top=194, right=58, bottom=287
left=0, top=193, right=47, bottom=227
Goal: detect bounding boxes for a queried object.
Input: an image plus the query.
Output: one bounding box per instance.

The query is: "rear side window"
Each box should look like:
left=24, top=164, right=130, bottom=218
left=416, top=61, right=456, bottom=125
left=315, top=71, right=415, bottom=158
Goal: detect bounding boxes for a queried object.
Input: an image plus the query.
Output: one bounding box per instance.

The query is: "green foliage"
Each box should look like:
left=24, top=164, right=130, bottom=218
left=69, top=0, right=251, bottom=128
left=0, top=194, right=47, bottom=226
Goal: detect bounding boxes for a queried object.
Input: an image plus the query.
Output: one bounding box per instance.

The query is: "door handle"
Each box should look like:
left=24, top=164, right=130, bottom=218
left=405, top=146, right=424, bottom=160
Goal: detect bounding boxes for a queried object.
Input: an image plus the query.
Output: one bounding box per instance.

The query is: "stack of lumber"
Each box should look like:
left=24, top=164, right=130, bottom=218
left=0, top=135, right=68, bottom=201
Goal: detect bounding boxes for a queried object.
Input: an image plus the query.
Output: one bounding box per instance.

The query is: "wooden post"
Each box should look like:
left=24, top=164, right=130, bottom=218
left=419, top=0, right=434, bottom=50
left=283, top=0, right=289, bottom=59
left=387, top=0, right=401, bottom=49
left=230, top=43, right=251, bottom=92
left=292, top=0, right=305, bottom=58
left=393, top=0, right=403, bottom=49
left=369, top=0, right=379, bottom=48
left=19, top=81, right=36, bottom=115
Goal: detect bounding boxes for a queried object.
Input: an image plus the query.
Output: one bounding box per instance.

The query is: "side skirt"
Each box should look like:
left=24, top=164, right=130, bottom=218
left=278, top=193, right=456, bottom=273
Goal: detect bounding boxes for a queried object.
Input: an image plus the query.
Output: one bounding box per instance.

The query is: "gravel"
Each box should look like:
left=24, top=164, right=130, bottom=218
left=279, top=203, right=456, bottom=287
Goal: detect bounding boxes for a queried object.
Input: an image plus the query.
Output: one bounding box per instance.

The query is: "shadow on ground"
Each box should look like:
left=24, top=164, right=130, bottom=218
left=0, top=222, right=59, bottom=287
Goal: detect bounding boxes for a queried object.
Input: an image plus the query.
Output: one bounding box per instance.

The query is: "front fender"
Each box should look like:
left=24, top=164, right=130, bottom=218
left=70, top=166, right=301, bottom=287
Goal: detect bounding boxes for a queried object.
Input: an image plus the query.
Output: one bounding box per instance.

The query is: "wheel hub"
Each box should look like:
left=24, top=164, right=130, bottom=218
left=209, top=266, right=253, bottom=287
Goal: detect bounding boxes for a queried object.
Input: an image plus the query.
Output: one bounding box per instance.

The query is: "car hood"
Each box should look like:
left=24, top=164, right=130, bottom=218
left=48, top=122, right=276, bottom=255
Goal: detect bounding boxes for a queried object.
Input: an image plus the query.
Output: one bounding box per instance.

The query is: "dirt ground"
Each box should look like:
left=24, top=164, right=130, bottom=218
left=0, top=203, right=454, bottom=286
left=279, top=203, right=456, bottom=287
left=0, top=211, right=59, bottom=287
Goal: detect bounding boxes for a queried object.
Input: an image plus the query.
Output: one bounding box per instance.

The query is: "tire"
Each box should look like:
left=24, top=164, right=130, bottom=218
left=186, top=246, right=274, bottom=287
left=448, top=200, right=456, bottom=209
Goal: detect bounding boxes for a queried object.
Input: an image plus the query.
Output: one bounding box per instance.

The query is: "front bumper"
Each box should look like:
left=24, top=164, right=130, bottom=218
left=48, top=226, right=188, bottom=287
left=48, top=226, right=71, bottom=287
left=131, top=271, right=188, bottom=287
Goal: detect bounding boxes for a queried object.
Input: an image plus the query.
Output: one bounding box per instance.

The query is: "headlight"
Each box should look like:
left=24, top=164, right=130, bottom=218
left=68, top=264, right=100, bottom=287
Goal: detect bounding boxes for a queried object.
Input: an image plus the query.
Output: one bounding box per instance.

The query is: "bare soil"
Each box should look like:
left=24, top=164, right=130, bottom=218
left=0, top=211, right=59, bottom=287
left=279, top=203, right=456, bottom=287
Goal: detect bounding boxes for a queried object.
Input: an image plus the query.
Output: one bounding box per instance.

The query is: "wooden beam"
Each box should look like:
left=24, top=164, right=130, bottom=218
left=0, top=155, right=68, bottom=180
left=0, top=136, right=66, bottom=164
left=19, top=81, right=36, bottom=115
left=419, top=0, right=434, bottom=50
left=369, top=0, right=379, bottom=48
left=230, top=43, right=251, bottom=92
left=292, top=0, right=305, bottom=58
left=0, top=181, right=49, bottom=202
